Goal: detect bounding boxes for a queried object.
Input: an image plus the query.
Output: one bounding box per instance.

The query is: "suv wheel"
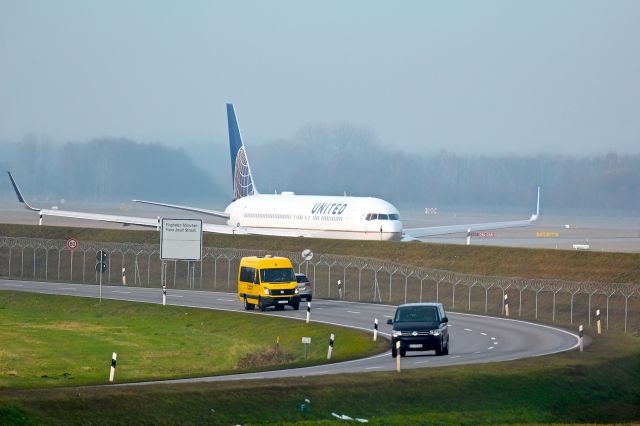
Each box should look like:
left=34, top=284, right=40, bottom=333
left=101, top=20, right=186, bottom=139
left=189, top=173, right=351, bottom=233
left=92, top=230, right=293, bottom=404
left=400, top=348, right=406, bottom=357
left=443, top=338, right=450, bottom=355
left=391, top=345, right=398, bottom=358
left=435, top=339, right=444, bottom=356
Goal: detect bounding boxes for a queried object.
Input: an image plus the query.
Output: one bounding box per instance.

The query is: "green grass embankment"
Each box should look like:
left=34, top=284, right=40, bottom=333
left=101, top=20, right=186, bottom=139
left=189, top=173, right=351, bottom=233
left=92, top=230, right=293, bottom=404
left=0, top=292, right=386, bottom=390
left=1, top=330, right=638, bottom=425
left=0, top=224, right=638, bottom=283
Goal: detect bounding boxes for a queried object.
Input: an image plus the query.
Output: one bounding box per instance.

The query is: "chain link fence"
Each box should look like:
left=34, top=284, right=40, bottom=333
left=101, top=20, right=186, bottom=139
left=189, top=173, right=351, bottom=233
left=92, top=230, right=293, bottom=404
left=1, top=236, right=638, bottom=333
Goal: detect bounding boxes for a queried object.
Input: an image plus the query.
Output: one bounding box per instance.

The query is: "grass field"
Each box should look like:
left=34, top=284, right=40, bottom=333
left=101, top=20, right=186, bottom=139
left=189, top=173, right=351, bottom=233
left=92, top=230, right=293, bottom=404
left=0, top=322, right=638, bottom=424
left=0, top=292, right=386, bottom=390
left=1, top=223, right=638, bottom=283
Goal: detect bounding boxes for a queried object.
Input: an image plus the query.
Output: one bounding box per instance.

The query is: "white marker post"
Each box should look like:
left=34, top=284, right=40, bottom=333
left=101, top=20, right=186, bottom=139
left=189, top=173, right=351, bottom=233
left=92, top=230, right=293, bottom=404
left=306, top=301, right=311, bottom=324
left=327, top=333, right=335, bottom=360
left=466, top=228, right=471, bottom=245
left=337, top=280, right=342, bottom=299
left=504, top=294, right=510, bottom=317
left=373, top=318, right=378, bottom=341
left=162, top=284, right=167, bottom=306
left=109, top=352, right=117, bottom=382
left=579, top=325, right=584, bottom=352
left=122, top=267, right=126, bottom=286
left=596, top=309, right=601, bottom=335
left=395, top=341, right=401, bottom=372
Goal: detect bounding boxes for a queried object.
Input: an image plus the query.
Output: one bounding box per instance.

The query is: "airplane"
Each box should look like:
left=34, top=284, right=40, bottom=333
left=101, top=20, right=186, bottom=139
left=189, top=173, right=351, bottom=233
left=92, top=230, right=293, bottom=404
left=7, top=104, right=540, bottom=241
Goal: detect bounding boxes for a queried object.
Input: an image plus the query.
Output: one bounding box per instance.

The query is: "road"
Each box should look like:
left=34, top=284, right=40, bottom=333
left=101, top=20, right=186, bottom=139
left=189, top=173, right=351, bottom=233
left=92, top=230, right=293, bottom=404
left=0, top=279, right=580, bottom=385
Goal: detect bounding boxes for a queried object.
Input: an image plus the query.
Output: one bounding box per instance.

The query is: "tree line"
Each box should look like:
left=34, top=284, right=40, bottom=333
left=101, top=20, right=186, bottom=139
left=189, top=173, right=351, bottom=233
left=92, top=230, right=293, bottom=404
left=1, top=129, right=638, bottom=212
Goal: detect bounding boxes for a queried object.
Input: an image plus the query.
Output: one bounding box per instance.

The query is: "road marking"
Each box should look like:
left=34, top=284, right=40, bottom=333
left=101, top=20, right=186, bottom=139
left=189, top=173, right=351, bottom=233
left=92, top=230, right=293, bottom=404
left=4, top=283, right=23, bottom=287
left=415, top=360, right=430, bottom=364
left=451, top=355, right=461, bottom=359
left=490, top=337, right=496, bottom=340
left=347, top=311, right=360, bottom=314
left=112, top=290, right=130, bottom=294
left=474, top=351, right=482, bottom=354
left=493, top=342, right=498, bottom=345
left=365, top=366, right=382, bottom=370
left=168, top=295, right=183, bottom=298
left=480, top=332, right=487, bottom=336
left=216, top=298, right=234, bottom=302
left=59, top=287, right=76, bottom=290
left=488, top=346, right=494, bottom=350
left=384, top=315, right=393, bottom=318
left=464, top=328, right=472, bottom=332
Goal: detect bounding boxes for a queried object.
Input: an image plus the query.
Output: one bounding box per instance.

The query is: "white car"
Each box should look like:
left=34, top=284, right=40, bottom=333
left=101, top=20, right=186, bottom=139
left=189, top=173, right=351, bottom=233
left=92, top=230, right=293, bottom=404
left=295, top=273, right=313, bottom=302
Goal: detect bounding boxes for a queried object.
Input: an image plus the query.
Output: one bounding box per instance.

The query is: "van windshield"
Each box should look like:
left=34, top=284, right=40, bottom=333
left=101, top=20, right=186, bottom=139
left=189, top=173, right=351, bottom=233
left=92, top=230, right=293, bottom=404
left=394, top=306, right=439, bottom=323
left=260, top=268, right=295, bottom=283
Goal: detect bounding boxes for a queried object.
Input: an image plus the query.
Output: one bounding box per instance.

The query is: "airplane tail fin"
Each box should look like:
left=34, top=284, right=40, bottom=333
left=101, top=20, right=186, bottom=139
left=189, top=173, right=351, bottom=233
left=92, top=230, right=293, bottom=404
left=227, top=103, right=258, bottom=200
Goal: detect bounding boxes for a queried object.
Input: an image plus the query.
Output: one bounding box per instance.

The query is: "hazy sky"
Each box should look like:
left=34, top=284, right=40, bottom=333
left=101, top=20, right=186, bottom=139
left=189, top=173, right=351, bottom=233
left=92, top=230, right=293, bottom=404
left=1, top=1, right=639, bottom=155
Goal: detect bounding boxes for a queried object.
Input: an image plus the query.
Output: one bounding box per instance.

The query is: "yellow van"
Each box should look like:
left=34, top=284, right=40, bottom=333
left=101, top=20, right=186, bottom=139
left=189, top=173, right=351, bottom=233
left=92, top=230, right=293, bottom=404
left=237, top=256, right=300, bottom=311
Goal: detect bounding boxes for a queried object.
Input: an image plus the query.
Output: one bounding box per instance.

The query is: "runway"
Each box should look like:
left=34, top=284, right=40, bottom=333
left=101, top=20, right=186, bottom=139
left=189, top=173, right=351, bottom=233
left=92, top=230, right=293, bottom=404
left=0, top=279, right=580, bottom=385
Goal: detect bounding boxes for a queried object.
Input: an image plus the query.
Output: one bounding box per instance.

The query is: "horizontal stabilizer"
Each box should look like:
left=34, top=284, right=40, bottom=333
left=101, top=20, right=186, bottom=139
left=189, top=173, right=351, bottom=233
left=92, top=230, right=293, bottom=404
left=133, top=199, right=230, bottom=219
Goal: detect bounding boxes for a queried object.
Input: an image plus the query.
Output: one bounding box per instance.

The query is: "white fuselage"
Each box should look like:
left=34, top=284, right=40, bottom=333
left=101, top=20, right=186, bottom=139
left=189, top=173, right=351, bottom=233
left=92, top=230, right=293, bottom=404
left=225, top=193, right=403, bottom=240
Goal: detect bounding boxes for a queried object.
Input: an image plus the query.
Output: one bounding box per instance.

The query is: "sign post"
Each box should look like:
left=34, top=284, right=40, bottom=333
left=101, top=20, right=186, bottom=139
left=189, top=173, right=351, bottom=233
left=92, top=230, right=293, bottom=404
left=302, top=337, right=311, bottom=360
left=160, top=219, right=202, bottom=303
left=96, top=250, right=108, bottom=303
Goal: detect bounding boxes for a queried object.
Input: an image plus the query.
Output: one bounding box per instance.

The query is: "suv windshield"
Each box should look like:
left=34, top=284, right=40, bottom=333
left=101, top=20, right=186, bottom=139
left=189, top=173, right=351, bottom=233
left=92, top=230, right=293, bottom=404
left=394, top=306, right=439, bottom=323
left=295, top=274, right=309, bottom=283
left=260, top=268, right=295, bottom=283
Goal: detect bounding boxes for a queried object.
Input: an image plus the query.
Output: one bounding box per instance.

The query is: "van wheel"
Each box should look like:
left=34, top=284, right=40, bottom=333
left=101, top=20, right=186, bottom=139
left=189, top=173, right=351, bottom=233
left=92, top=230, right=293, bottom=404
left=244, top=297, right=254, bottom=311
left=443, top=338, right=450, bottom=355
left=435, top=340, right=444, bottom=356
left=258, top=297, right=266, bottom=312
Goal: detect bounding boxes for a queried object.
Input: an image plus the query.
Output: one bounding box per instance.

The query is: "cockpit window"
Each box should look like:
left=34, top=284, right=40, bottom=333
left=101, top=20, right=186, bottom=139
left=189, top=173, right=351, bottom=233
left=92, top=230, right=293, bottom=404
left=366, top=213, right=400, bottom=220
left=364, top=213, right=400, bottom=220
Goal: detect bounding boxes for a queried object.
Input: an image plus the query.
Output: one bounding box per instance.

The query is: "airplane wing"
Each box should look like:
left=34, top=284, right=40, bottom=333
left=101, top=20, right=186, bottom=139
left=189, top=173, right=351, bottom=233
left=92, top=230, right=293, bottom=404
left=8, top=171, right=311, bottom=238
left=9, top=171, right=161, bottom=228
left=402, top=187, right=540, bottom=241
left=132, top=199, right=230, bottom=219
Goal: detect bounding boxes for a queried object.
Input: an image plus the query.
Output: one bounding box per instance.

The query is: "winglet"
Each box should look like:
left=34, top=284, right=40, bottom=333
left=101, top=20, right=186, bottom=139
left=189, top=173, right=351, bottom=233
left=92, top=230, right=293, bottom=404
left=7, top=172, right=39, bottom=211
left=530, top=186, right=540, bottom=222
left=227, top=103, right=258, bottom=200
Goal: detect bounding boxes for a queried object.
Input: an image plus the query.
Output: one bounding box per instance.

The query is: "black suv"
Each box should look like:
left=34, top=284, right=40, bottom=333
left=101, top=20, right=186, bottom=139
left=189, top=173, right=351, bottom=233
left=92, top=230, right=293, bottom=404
left=386, top=303, right=450, bottom=357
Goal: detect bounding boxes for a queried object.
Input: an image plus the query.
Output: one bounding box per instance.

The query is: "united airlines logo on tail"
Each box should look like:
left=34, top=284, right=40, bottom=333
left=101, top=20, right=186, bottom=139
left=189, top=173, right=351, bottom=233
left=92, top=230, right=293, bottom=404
left=233, top=146, right=255, bottom=199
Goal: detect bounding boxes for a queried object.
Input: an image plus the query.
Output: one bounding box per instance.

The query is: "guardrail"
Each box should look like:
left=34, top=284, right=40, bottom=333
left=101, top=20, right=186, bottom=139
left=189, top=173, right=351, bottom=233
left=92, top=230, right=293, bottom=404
left=0, top=236, right=637, bottom=333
